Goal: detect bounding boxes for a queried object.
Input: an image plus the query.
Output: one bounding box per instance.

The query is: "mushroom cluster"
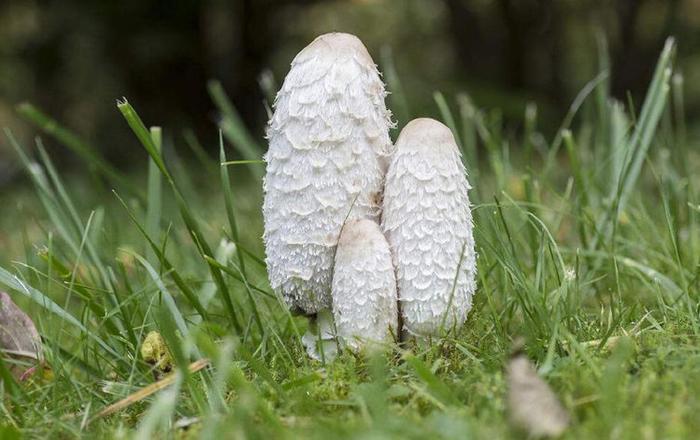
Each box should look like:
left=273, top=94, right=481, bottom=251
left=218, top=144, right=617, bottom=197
left=263, top=32, right=476, bottom=358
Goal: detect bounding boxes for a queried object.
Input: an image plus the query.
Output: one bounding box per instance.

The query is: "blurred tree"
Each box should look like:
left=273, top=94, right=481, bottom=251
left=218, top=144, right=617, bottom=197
left=1, top=0, right=317, bottom=166
left=443, top=0, right=691, bottom=114
left=609, top=0, right=680, bottom=100
left=445, top=0, right=566, bottom=108
left=1, top=0, right=699, bottom=178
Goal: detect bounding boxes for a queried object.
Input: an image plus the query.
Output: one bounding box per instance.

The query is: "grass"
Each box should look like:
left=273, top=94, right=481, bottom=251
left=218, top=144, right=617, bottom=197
left=1, top=36, right=700, bottom=438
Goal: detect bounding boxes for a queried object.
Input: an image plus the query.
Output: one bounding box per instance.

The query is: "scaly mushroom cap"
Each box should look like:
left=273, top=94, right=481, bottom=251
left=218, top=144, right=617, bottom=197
left=382, top=118, right=476, bottom=336
left=263, top=33, right=393, bottom=314
left=332, top=219, right=398, bottom=351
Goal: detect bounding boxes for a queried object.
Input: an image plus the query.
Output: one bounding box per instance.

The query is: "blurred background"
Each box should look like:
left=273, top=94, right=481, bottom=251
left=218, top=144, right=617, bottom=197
left=1, top=0, right=699, bottom=180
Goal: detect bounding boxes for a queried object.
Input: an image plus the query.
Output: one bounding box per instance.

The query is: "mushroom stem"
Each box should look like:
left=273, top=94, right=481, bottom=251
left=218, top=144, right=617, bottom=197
left=301, top=309, right=338, bottom=362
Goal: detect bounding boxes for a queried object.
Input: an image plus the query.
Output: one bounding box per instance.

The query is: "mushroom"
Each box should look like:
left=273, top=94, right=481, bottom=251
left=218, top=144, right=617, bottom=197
left=382, top=118, right=477, bottom=337
left=332, top=219, right=398, bottom=352
left=263, top=32, right=393, bottom=315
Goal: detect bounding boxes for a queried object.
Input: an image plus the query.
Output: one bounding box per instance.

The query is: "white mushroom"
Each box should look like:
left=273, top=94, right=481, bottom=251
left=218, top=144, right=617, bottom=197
left=263, top=32, right=393, bottom=315
left=332, top=219, right=398, bottom=352
left=382, top=118, right=476, bottom=337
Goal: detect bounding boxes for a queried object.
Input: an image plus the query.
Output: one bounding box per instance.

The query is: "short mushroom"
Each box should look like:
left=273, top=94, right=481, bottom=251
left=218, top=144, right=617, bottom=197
left=262, top=32, right=393, bottom=316
left=382, top=118, right=477, bottom=337
left=332, top=218, right=398, bottom=352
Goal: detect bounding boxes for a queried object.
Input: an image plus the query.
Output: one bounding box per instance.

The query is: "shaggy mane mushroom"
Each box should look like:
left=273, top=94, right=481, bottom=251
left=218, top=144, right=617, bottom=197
left=262, top=32, right=393, bottom=357
left=332, top=218, right=398, bottom=352
left=382, top=118, right=477, bottom=337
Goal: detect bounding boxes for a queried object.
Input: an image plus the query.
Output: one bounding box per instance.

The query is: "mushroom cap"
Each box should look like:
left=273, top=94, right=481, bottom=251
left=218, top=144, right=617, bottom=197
left=332, top=219, right=398, bottom=352
left=295, top=33, right=375, bottom=67
left=394, top=118, right=457, bottom=153
left=263, top=33, right=393, bottom=314
left=382, top=117, right=476, bottom=336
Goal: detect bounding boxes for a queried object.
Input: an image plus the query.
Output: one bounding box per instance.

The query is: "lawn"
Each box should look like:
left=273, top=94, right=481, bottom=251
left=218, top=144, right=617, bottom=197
left=1, top=37, right=700, bottom=439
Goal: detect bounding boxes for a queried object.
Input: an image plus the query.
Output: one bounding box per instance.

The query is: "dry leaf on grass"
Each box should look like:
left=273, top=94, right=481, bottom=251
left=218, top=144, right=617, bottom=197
left=0, top=291, right=42, bottom=380
left=507, top=342, right=570, bottom=438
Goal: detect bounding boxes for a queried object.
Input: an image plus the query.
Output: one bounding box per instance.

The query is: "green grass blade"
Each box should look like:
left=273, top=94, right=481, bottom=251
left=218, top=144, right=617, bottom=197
left=146, top=127, right=163, bottom=265
left=113, top=191, right=210, bottom=320
left=15, top=102, right=143, bottom=199
left=591, top=38, right=675, bottom=249
left=0, top=267, right=120, bottom=359
left=132, top=253, right=202, bottom=359
left=117, top=100, right=242, bottom=333
left=183, top=128, right=218, bottom=170
left=207, top=80, right=264, bottom=179
left=456, top=93, right=479, bottom=182
left=117, top=99, right=172, bottom=184
left=219, top=131, right=247, bottom=276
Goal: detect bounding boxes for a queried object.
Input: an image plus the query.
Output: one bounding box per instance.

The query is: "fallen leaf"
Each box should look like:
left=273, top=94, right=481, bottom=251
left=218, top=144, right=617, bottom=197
left=0, top=291, right=42, bottom=379
left=507, top=341, right=570, bottom=438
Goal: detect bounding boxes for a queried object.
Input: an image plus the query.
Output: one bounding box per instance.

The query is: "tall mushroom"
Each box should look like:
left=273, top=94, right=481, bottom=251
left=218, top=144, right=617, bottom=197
left=262, top=33, right=393, bottom=321
left=382, top=118, right=476, bottom=337
left=332, top=219, right=398, bottom=352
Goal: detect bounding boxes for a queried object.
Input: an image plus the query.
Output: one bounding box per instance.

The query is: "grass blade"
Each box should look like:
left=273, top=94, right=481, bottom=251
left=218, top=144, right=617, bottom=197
left=145, top=127, right=163, bottom=266
left=207, top=80, right=264, bottom=179
left=15, top=102, right=143, bottom=199
left=117, top=100, right=242, bottom=333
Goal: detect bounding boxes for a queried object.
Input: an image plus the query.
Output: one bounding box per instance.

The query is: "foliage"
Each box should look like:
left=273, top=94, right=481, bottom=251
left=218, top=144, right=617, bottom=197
left=1, top=37, right=700, bottom=439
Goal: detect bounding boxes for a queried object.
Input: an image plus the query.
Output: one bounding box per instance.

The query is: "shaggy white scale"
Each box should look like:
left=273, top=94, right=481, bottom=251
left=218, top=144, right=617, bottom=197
left=332, top=219, right=398, bottom=352
left=262, top=32, right=394, bottom=316
left=382, top=118, right=477, bottom=337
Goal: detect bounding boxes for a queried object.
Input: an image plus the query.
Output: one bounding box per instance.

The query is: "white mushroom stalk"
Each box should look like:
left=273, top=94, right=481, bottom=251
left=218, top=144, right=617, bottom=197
left=382, top=118, right=476, bottom=337
left=263, top=32, right=393, bottom=315
left=300, top=309, right=338, bottom=361
left=332, top=219, right=398, bottom=352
